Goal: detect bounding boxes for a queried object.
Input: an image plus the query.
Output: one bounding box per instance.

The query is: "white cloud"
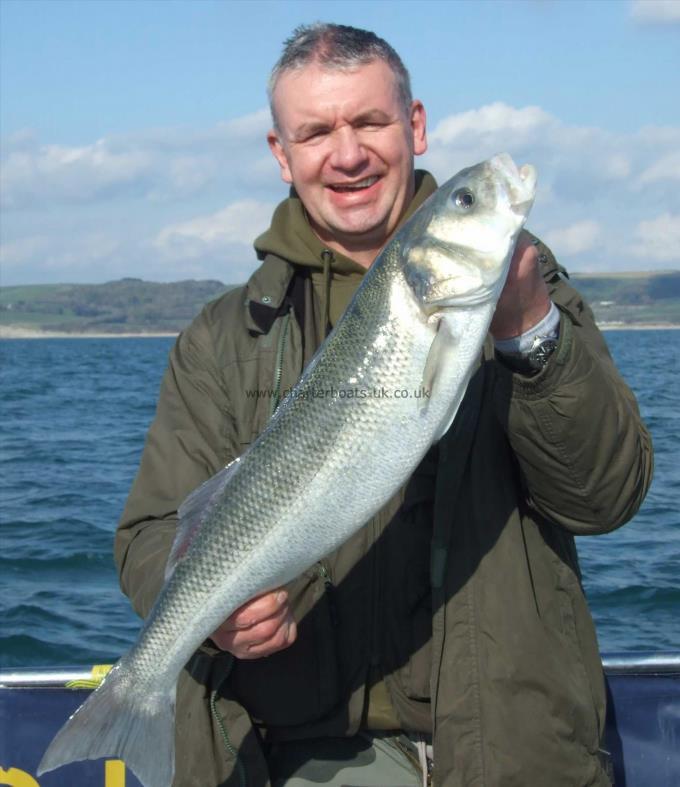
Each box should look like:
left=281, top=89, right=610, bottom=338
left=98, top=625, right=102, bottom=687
left=638, top=151, right=680, bottom=183
left=155, top=199, right=275, bottom=260
left=543, top=220, right=602, bottom=256
left=1, top=139, right=153, bottom=209
left=429, top=102, right=554, bottom=145
left=426, top=104, right=616, bottom=182
left=218, top=108, right=272, bottom=138
left=1, top=232, right=120, bottom=278
left=2, top=103, right=679, bottom=283
left=630, top=0, right=680, bottom=24
left=420, top=103, right=680, bottom=271
left=0, top=235, right=51, bottom=267
left=0, top=109, right=276, bottom=210
left=602, top=154, right=632, bottom=180
left=630, top=212, right=680, bottom=261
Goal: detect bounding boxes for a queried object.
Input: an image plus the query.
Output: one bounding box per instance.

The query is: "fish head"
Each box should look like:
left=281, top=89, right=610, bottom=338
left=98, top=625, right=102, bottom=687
left=401, top=153, right=537, bottom=312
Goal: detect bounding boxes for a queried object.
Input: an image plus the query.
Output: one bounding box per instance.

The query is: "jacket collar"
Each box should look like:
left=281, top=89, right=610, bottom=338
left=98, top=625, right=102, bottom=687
left=244, top=253, right=296, bottom=335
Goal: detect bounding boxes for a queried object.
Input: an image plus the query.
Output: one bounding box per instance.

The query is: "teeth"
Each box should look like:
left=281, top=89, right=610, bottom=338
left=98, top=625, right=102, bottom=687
left=331, top=176, right=378, bottom=192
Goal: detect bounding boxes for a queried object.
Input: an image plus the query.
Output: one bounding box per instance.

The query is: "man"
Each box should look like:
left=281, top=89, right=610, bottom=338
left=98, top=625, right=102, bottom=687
left=115, top=23, right=653, bottom=787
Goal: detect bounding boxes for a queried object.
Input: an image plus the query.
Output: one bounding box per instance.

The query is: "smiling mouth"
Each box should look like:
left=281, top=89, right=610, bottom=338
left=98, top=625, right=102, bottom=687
left=328, top=176, right=380, bottom=193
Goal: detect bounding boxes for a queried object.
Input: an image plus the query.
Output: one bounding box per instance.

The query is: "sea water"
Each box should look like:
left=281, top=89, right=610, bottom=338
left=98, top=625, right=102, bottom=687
left=0, top=330, right=678, bottom=668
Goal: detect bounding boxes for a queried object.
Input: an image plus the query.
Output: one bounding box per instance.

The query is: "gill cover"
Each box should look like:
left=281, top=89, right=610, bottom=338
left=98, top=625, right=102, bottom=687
left=402, top=153, right=537, bottom=310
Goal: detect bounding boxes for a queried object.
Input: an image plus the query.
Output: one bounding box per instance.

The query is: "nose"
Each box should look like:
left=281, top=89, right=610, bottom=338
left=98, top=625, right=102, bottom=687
left=329, top=126, right=369, bottom=171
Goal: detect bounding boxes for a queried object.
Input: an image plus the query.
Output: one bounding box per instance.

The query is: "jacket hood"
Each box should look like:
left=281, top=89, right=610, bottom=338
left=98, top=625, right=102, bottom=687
left=253, top=170, right=438, bottom=274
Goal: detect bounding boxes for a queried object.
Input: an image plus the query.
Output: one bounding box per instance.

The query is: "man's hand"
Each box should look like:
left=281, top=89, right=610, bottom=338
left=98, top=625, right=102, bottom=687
left=490, top=231, right=552, bottom=340
left=211, top=589, right=297, bottom=659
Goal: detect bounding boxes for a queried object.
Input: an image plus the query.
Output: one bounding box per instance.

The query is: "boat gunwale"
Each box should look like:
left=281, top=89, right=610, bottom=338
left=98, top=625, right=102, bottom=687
left=1, top=653, right=680, bottom=687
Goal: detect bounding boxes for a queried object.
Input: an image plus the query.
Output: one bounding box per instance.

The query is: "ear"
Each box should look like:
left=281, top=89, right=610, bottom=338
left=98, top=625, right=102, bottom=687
left=409, top=100, right=428, bottom=156
left=267, top=130, right=293, bottom=184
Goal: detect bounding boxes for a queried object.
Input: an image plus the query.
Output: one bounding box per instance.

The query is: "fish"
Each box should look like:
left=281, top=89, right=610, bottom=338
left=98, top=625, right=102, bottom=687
left=38, top=152, right=537, bottom=787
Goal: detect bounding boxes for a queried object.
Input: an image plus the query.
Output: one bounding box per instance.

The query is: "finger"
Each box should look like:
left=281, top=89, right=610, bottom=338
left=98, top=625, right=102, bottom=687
left=508, top=232, right=537, bottom=275
left=240, top=618, right=297, bottom=660
left=228, top=602, right=291, bottom=648
left=227, top=589, right=288, bottom=630
left=213, top=600, right=291, bottom=654
left=218, top=612, right=296, bottom=660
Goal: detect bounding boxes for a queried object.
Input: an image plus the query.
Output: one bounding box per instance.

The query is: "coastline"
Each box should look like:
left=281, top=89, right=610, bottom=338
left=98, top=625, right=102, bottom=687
left=1, top=323, right=679, bottom=340
left=0, top=326, right=179, bottom=339
left=598, top=323, right=680, bottom=331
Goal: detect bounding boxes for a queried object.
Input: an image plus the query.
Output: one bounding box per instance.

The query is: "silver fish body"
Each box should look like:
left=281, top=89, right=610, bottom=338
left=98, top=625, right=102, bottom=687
left=39, top=153, right=537, bottom=787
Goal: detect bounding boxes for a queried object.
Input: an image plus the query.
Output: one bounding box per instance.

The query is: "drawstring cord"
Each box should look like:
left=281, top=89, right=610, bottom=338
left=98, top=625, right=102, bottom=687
left=321, top=249, right=333, bottom=336
left=209, top=654, right=247, bottom=787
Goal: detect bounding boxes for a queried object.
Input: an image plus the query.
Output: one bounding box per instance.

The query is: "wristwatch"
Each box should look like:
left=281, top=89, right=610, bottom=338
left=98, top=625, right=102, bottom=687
left=494, top=302, right=561, bottom=374
left=497, top=334, right=558, bottom=375
left=526, top=335, right=558, bottom=370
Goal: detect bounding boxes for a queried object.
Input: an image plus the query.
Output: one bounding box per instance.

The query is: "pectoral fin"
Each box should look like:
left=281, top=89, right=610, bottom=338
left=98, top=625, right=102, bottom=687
left=422, top=314, right=467, bottom=441
left=421, top=316, right=455, bottom=408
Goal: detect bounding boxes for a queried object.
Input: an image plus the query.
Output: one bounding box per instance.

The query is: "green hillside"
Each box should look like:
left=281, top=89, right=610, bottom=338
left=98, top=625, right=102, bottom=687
left=1, top=272, right=678, bottom=335
left=0, top=279, right=233, bottom=334
left=570, top=270, right=680, bottom=325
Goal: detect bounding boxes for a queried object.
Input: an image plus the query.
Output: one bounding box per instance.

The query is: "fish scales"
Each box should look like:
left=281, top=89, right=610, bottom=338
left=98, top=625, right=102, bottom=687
left=38, top=153, right=537, bottom=787
left=138, top=242, right=441, bottom=687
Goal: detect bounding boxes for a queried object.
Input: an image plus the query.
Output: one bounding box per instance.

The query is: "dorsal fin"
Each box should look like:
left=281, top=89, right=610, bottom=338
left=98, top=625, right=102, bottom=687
left=164, top=457, right=240, bottom=581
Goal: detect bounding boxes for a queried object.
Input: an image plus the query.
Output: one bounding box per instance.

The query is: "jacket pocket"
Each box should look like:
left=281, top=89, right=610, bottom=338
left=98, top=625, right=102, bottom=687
left=228, top=562, right=341, bottom=727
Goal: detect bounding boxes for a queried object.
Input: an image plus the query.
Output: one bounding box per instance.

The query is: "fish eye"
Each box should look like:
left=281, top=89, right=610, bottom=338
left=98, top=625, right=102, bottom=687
left=453, top=188, right=475, bottom=209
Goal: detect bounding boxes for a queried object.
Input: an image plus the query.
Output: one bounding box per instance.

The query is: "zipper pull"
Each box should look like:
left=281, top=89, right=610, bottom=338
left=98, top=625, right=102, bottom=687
left=317, top=562, right=339, bottom=627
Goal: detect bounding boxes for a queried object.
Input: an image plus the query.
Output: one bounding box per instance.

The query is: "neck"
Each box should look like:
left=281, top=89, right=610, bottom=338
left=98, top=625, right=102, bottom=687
left=315, top=240, right=379, bottom=269
left=309, top=200, right=414, bottom=270
left=304, top=174, right=421, bottom=269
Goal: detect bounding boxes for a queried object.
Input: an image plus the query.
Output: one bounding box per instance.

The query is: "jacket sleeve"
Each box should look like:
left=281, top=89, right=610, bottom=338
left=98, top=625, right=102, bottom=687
left=114, top=311, right=236, bottom=619
left=492, top=240, right=654, bottom=535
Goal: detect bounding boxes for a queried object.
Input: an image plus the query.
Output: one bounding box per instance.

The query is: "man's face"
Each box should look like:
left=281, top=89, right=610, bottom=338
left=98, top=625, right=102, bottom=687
left=268, top=59, right=427, bottom=262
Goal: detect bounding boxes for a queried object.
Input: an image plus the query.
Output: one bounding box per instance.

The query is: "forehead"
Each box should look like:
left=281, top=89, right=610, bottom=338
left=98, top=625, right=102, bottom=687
left=272, top=59, right=402, bottom=129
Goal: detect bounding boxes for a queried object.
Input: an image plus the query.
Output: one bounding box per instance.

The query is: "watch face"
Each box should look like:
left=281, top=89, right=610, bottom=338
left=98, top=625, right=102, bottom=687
left=529, top=337, right=558, bottom=368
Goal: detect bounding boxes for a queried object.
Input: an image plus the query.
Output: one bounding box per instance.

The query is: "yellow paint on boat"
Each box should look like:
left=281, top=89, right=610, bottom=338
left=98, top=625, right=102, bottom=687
left=0, top=767, right=39, bottom=787
left=105, top=759, right=126, bottom=786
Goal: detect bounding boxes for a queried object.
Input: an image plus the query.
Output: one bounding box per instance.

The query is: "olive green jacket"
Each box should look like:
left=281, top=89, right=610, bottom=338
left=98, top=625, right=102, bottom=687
left=115, top=173, right=653, bottom=786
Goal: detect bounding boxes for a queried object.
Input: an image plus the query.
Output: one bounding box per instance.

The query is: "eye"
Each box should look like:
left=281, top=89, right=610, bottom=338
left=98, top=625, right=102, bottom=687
left=453, top=188, right=475, bottom=209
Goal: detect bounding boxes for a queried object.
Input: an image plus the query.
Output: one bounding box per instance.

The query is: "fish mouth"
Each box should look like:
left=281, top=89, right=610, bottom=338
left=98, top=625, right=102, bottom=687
left=512, top=164, right=537, bottom=214
left=489, top=153, right=537, bottom=214
left=327, top=175, right=381, bottom=193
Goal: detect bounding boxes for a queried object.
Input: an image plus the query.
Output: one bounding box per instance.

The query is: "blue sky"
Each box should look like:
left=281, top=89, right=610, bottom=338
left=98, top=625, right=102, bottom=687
left=1, top=0, right=679, bottom=285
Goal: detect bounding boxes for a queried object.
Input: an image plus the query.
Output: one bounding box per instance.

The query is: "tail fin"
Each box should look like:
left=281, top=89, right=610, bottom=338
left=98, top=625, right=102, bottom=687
left=37, top=662, right=175, bottom=787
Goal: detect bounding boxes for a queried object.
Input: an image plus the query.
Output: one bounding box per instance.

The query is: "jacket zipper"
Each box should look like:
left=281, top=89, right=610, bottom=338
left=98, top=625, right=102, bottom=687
left=270, top=308, right=292, bottom=416
left=370, top=514, right=381, bottom=669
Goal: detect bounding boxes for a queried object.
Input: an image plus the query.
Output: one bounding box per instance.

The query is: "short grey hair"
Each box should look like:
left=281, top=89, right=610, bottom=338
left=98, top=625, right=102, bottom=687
left=268, top=23, right=413, bottom=129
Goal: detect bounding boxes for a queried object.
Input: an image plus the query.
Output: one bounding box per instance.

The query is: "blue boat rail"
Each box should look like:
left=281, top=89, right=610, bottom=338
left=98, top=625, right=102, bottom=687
left=600, top=652, right=680, bottom=674
left=2, top=653, right=678, bottom=688
left=1, top=654, right=679, bottom=786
